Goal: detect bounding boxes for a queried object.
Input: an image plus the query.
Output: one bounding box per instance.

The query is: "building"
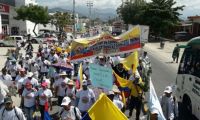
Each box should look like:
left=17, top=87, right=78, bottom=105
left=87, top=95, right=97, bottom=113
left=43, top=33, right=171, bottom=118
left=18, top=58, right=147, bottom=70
left=188, top=16, right=200, bottom=37
left=0, top=0, right=15, bottom=38
left=0, top=0, right=40, bottom=38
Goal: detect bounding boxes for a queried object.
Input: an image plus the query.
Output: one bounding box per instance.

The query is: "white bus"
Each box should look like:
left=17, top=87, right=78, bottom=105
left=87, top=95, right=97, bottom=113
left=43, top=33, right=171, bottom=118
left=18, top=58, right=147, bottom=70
left=176, top=37, right=200, bottom=119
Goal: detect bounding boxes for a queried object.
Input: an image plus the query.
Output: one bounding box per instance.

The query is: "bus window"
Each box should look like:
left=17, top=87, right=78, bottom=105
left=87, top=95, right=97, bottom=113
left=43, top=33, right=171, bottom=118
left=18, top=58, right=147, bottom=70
left=178, top=48, right=200, bottom=77
left=193, top=49, right=200, bottom=77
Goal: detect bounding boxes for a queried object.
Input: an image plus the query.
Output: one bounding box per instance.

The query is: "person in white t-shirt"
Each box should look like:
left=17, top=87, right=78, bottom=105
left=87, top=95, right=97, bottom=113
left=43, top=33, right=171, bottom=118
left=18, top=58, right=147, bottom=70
left=22, top=81, right=37, bottom=120
left=107, top=91, right=124, bottom=111
left=23, top=72, right=39, bottom=89
left=15, top=68, right=27, bottom=96
left=66, top=80, right=77, bottom=106
left=0, top=97, right=26, bottom=120
left=37, top=82, right=53, bottom=120
left=0, top=68, right=13, bottom=87
left=59, top=96, right=82, bottom=120
left=29, top=60, right=40, bottom=79
left=54, top=71, right=70, bottom=106
left=7, top=60, right=18, bottom=80
left=0, top=80, right=9, bottom=109
left=76, top=80, right=95, bottom=116
left=38, top=58, right=49, bottom=79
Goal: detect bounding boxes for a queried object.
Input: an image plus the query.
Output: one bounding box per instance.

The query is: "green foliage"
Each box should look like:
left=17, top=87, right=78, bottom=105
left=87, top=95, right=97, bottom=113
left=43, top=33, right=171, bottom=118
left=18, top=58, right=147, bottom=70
left=15, top=5, right=50, bottom=36
left=117, top=0, right=146, bottom=25
left=50, top=12, right=72, bottom=32
left=143, top=0, right=184, bottom=35
left=117, top=0, right=184, bottom=36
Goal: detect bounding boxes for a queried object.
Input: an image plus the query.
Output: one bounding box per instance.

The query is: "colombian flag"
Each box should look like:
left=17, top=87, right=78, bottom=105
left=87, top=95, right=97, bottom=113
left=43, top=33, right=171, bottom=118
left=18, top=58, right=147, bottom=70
left=82, top=93, right=128, bottom=120
left=121, top=50, right=139, bottom=74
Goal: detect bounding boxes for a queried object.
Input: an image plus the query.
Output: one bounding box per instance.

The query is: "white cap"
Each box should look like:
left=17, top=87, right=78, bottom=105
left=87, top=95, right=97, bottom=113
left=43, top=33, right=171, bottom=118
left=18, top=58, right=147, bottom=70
left=82, top=80, right=87, bottom=86
left=59, top=71, right=67, bottom=76
left=108, top=91, right=114, bottom=95
left=61, top=96, right=71, bottom=106
left=27, top=72, right=33, bottom=77
left=164, top=86, right=172, bottom=93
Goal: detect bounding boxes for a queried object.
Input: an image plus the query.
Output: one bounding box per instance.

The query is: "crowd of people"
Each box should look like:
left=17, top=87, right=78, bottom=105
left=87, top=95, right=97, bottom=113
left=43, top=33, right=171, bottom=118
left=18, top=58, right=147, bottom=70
left=0, top=41, right=178, bottom=120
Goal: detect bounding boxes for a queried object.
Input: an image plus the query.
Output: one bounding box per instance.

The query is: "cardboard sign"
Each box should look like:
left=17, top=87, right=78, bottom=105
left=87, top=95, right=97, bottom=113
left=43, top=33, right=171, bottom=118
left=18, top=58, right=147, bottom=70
left=89, top=64, right=113, bottom=90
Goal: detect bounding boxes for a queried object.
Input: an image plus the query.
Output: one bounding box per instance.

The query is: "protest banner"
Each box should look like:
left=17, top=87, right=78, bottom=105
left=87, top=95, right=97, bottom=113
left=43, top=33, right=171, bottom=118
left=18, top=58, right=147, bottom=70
left=89, top=64, right=113, bottom=90
left=70, top=25, right=141, bottom=61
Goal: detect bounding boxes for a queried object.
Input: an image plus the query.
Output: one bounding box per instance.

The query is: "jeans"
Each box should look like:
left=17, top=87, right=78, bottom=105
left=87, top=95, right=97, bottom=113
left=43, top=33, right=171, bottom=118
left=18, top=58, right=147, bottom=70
left=24, top=106, right=35, bottom=120
left=39, top=105, right=45, bottom=120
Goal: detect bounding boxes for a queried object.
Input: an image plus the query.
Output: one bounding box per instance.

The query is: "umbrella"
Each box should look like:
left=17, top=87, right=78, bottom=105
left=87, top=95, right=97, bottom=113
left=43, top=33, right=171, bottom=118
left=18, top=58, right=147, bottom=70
left=52, top=62, right=73, bottom=72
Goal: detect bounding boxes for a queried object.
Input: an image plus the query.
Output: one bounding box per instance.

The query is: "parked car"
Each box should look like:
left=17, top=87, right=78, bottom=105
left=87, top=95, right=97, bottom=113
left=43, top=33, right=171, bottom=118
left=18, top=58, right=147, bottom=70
left=31, top=33, right=58, bottom=43
left=0, top=38, right=16, bottom=47
left=10, top=35, right=26, bottom=44
left=174, top=31, right=193, bottom=41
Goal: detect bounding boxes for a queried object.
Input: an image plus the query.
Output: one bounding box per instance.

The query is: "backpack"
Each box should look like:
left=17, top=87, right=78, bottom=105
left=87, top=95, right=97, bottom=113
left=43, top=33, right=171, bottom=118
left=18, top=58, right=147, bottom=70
left=60, top=107, right=79, bottom=120
left=2, top=106, right=20, bottom=120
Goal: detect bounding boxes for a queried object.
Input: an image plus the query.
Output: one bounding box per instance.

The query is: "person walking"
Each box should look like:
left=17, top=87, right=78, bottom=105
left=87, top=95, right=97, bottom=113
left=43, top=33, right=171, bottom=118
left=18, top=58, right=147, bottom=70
left=172, top=44, right=180, bottom=63
left=37, top=82, right=53, bottom=120
left=76, top=80, right=95, bottom=117
left=59, top=96, right=82, bottom=120
left=160, top=86, right=178, bottom=120
left=0, top=97, right=26, bottom=120
left=22, top=81, right=38, bottom=120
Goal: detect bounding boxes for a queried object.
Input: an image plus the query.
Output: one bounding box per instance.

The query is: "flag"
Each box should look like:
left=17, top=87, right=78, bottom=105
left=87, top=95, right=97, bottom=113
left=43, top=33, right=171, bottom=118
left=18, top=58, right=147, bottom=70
left=121, top=51, right=139, bottom=74
left=82, top=93, right=128, bottom=120
left=44, top=101, right=52, bottom=120
left=78, top=63, right=83, bottom=88
left=148, top=79, right=166, bottom=120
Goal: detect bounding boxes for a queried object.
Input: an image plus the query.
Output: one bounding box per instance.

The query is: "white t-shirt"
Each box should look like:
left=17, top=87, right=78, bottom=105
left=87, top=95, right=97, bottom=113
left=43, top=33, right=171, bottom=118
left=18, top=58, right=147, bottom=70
left=22, top=88, right=37, bottom=107
left=37, top=88, right=53, bottom=105
left=54, top=78, right=69, bottom=97
left=8, top=64, right=18, bottom=77
left=59, top=106, right=82, bottom=120
left=76, top=88, right=95, bottom=112
left=30, top=63, right=40, bottom=73
left=0, top=107, right=26, bottom=120
left=0, top=80, right=9, bottom=104
left=23, top=78, right=39, bottom=88
left=15, top=75, right=27, bottom=89
left=39, top=61, right=48, bottom=73
left=113, top=99, right=124, bottom=110
left=0, top=74, right=13, bottom=86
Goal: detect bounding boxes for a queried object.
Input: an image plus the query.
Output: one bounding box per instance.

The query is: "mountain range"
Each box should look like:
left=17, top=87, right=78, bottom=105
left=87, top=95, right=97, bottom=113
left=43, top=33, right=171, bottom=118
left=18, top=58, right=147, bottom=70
left=48, top=6, right=117, bottom=21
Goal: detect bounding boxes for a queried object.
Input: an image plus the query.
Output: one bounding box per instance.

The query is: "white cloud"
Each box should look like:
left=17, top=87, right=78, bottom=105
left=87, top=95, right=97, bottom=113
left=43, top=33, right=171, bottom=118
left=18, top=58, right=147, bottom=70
left=37, top=0, right=200, bottom=17
left=38, top=0, right=122, bottom=9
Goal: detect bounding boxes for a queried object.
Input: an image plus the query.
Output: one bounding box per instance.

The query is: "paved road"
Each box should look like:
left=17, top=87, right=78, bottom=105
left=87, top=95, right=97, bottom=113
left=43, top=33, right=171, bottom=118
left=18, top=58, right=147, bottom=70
left=145, top=42, right=198, bottom=120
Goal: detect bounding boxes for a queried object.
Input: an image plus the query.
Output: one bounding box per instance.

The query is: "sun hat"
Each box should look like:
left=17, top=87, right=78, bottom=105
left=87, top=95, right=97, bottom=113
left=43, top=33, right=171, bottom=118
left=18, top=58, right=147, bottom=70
left=61, top=96, right=71, bottom=106
left=27, top=72, right=33, bottom=77
left=67, top=80, right=75, bottom=86
left=112, top=85, right=120, bottom=93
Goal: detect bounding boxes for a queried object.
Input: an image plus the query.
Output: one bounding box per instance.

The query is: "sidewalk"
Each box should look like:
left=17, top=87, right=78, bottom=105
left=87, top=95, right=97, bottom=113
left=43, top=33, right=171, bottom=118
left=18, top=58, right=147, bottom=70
left=143, top=41, right=187, bottom=71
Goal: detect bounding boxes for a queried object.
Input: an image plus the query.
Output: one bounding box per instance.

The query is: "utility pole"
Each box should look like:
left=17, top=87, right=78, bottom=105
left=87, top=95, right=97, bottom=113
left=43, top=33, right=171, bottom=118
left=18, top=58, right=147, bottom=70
left=87, top=1, right=93, bottom=28
left=73, top=0, right=76, bottom=38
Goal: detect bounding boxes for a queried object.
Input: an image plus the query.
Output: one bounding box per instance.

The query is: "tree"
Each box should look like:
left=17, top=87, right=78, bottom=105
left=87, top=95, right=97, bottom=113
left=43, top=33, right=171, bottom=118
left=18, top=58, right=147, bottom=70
left=142, top=0, right=184, bottom=37
left=50, top=11, right=72, bottom=34
left=50, top=12, right=72, bottom=40
left=15, top=5, right=50, bottom=36
left=117, top=0, right=146, bottom=25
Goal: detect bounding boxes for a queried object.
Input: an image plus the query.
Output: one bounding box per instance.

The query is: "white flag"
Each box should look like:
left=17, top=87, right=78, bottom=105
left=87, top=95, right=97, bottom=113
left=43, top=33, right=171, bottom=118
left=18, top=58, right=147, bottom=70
left=148, top=79, right=166, bottom=120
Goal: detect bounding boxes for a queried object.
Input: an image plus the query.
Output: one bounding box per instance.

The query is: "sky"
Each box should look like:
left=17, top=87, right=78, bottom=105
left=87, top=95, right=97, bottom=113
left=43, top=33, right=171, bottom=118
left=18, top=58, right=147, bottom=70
left=37, top=0, right=200, bottom=18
